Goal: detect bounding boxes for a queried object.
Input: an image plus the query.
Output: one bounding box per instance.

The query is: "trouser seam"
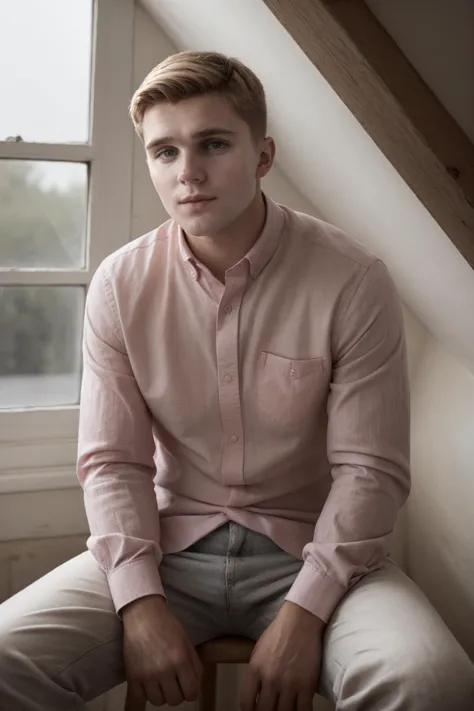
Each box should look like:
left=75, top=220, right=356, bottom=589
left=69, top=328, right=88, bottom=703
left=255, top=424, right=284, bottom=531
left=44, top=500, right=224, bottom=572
left=52, top=634, right=123, bottom=682
left=330, top=656, right=347, bottom=702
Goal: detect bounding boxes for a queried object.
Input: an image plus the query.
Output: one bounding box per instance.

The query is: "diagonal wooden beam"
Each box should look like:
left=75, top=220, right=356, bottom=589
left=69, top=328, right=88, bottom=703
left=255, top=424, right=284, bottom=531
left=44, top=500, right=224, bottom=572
left=263, top=0, right=474, bottom=268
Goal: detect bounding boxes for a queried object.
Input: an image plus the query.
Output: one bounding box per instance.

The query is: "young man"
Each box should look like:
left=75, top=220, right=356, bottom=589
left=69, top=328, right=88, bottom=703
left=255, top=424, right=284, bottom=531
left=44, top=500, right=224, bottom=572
left=0, top=51, right=473, bottom=711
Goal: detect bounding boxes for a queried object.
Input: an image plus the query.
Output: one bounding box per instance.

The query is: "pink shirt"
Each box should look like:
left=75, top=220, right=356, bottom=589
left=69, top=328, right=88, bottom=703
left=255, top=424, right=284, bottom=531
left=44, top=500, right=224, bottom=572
left=77, top=195, right=410, bottom=623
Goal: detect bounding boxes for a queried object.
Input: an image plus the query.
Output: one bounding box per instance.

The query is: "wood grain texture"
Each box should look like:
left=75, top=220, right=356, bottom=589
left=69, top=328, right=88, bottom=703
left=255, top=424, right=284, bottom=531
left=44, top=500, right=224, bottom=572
left=264, top=0, right=474, bottom=268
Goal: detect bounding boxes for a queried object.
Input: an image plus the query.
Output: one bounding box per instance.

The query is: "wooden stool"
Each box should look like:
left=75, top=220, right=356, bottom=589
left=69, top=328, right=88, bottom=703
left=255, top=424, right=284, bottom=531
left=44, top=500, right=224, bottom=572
left=197, top=636, right=255, bottom=711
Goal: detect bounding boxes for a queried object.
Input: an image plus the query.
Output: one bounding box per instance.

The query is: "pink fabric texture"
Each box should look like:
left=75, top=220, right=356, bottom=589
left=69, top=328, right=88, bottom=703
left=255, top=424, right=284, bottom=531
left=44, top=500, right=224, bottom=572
left=77, top=196, right=410, bottom=621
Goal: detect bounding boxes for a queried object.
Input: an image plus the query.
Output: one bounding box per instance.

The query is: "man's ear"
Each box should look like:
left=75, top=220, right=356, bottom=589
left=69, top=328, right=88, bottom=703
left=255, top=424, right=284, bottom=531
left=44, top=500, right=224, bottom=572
left=256, top=137, right=276, bottom=179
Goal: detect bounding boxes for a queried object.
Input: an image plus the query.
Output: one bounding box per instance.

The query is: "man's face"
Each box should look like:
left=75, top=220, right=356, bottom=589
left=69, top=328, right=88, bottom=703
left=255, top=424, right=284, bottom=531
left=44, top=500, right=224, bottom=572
left=142, top=93, right=271, bottom=238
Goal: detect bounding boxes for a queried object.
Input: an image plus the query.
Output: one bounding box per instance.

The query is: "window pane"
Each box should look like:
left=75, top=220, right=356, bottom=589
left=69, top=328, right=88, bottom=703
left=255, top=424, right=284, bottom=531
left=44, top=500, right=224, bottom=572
left=0, top=0, right=93, bottom=143
left=0, top=286, right=84, bottom=410
left=0, top=160, right=87, bottom=268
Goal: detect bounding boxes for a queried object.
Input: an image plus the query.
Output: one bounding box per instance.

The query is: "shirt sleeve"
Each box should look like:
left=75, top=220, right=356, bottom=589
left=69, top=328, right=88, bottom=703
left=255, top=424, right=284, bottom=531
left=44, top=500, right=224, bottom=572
left=77, top=264, right=164, bottom=615
left=285, top=259, right=411, bottom=623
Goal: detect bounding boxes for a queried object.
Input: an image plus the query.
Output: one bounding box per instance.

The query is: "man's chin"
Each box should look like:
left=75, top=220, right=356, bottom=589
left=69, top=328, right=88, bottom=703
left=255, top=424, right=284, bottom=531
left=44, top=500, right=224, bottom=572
left=180, top=217, right=223, bottom=238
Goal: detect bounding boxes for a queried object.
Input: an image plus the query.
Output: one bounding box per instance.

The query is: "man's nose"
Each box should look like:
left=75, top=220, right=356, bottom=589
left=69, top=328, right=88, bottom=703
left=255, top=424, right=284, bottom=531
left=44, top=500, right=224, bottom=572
left=178, top=155, right=206, bottom=185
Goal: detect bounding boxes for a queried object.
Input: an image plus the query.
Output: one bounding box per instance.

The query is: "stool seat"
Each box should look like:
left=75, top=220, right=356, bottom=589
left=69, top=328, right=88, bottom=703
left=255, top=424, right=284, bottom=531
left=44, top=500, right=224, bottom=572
left=196, top=636, right=255, bottom=711
left=197, top=635, right=255, bottom=664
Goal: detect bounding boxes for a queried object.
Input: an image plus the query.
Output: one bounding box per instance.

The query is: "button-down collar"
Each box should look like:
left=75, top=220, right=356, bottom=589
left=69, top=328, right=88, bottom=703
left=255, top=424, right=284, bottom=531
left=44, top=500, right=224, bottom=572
left=176, top=193, right=285, bottom=282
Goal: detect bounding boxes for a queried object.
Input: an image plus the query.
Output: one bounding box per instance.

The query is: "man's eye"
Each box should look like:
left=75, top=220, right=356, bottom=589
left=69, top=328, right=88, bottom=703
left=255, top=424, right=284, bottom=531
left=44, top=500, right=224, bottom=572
left=206, top=140, right=227, bottom=150
left=156, top=148, right=177, bottom=160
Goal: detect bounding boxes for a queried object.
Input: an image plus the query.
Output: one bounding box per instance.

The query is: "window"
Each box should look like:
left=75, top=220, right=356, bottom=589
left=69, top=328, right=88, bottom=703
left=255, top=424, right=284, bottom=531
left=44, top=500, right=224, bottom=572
left=0, top=0, right=135, bottom=490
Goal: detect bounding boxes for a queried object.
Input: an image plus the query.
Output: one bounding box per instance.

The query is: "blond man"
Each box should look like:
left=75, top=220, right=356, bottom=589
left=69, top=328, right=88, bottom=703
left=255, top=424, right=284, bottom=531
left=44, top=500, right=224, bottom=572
left=0, top=51, right=473, bottom=711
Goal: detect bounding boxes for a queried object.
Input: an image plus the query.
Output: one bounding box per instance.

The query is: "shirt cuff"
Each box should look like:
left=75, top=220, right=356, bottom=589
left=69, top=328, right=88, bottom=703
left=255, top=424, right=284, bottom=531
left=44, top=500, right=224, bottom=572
left=284, top=560, right=347, bottom=623
left=107, top=557, right=165, bottom=616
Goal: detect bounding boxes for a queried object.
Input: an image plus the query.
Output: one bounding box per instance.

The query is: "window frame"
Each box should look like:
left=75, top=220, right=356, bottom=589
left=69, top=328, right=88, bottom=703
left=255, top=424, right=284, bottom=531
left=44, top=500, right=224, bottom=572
left=0, top=0, right=136, bottom=492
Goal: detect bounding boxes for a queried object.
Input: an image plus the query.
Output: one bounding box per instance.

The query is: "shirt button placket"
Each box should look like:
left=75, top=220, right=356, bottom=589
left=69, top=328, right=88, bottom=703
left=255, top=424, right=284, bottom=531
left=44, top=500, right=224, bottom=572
left=216, top=275, right=245, bottom=487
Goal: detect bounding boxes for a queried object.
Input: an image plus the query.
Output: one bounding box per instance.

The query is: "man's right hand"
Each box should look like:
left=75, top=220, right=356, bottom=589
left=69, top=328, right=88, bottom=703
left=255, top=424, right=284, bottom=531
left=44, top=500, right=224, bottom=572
left=122, top=594, right=203, bottom=709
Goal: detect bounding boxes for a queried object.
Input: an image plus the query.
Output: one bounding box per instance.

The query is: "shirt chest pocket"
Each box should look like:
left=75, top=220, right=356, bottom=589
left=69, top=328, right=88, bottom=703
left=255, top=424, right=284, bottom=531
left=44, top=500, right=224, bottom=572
left=256, top=351, right=330, bottom=434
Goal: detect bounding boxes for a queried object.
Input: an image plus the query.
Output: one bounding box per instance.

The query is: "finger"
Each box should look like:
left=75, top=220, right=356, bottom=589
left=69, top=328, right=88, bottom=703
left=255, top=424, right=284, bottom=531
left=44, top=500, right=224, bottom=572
left=277, top=688, right=297, bottom=711
left=240, top=667, right=261, bottom=711
left=296, top=690, right=315, bottom=711
left=159, top=674, right=185, bottom=707
left=176, top=660, right=201, bottom=702
left=255, top=681, right=278, bottom=711
left=124, top=681, right=147, bottom=711
left=188, top=640, right=204, bottom=682
left=142, top=679, right=165, bottom=706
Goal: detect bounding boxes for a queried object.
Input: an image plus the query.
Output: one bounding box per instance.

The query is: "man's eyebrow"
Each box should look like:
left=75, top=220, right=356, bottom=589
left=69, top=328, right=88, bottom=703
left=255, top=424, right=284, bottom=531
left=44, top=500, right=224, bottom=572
left=193, top=127, right=237, bottom=139
left=145, top=127, right=237, bottom=152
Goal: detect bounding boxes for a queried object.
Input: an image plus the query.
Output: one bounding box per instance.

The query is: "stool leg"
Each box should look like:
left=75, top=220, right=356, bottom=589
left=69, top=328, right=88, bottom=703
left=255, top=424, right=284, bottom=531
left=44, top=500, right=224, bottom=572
left=199, top=663, right=218, bottom=711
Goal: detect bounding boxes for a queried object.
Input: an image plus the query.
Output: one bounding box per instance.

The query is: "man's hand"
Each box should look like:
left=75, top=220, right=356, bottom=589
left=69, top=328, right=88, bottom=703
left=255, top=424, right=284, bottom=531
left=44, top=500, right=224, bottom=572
left=240, top=602, right=324, bottom=711
left=122, top=595, right=203, bottom=709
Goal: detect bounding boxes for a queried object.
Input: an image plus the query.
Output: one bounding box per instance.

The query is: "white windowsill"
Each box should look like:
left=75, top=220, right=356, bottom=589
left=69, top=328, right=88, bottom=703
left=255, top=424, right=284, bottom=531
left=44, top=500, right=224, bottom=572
left=0, top=465, right=78, bottom=495
left=0, top=407, right=79, bottom=493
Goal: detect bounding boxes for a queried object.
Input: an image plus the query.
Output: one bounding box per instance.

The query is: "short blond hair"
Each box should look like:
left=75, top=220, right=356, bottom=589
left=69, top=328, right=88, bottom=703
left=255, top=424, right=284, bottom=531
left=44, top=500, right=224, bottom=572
left=130, top=51, right=267, bottom=142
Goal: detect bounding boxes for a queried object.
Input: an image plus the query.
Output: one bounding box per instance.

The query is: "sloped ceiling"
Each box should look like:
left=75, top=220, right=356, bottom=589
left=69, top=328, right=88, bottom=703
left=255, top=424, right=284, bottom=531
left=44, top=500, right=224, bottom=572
left=141, top=0, right=474, bottom=374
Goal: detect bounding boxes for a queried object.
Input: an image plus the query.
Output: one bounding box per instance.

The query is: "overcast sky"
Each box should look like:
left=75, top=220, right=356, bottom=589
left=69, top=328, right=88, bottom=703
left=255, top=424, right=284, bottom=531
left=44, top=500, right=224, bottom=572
left=0, top=0, right=92, bottom=187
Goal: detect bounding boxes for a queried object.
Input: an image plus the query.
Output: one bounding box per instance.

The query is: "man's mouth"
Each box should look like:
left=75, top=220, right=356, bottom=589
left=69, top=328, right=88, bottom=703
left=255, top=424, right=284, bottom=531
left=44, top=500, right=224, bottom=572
left=180, top=196, right=216, bottom=205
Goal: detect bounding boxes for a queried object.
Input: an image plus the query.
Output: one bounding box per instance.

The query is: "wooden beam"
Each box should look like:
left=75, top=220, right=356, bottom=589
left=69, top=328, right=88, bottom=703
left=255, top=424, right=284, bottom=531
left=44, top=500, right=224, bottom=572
left=263, top=0, right=474, bottom=268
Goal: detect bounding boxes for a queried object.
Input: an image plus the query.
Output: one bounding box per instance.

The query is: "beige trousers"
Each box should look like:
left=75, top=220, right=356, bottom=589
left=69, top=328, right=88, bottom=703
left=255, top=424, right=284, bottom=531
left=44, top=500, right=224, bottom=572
left=0, top=523, right=473, bottom=710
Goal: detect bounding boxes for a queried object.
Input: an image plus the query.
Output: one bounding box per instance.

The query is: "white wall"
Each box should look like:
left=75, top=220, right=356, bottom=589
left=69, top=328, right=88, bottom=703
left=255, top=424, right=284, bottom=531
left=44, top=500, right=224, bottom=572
left=409, top=339, right=474, bottom=659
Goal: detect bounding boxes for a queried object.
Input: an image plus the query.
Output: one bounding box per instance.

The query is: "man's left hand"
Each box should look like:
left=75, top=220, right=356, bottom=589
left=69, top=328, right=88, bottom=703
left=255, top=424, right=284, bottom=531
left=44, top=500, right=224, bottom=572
left=240, top=601, right=324, bottom=711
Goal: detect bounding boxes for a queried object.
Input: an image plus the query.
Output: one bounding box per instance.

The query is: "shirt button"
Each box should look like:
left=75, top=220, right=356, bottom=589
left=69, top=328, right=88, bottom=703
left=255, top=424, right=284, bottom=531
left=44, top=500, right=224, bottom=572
left=224, top=304, right=232, bottom=314
left=224, top=374, right=233, bottom=383
left=230, top=434, right=239, bottom=443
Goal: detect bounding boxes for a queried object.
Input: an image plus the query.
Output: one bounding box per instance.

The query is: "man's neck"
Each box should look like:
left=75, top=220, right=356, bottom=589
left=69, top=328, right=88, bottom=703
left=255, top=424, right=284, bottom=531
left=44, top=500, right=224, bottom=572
left=184, top=191, right=267, bottom=283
